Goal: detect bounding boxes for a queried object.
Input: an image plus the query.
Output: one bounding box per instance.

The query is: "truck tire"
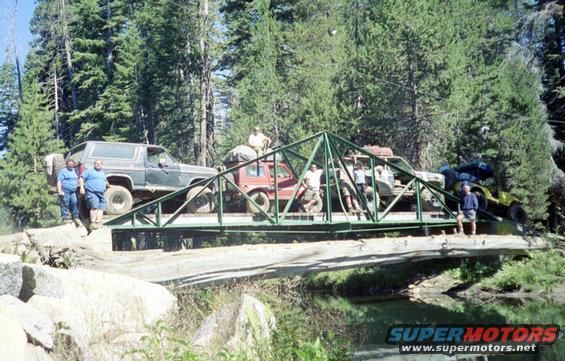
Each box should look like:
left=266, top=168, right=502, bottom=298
left=421, top=189, right=443, bottom=210
left=246, top=191, right=270, bottom=214
left=105, top=186, right=134, bottom=215
left=186, top=186, right=215, bottom=214
left=507, top=204, right=527, bottom=224
left=475, top=191, right=488, bottom=211
left=364, top=186, right=380, bottom=211
left=45, top=154, right=65, bottom=186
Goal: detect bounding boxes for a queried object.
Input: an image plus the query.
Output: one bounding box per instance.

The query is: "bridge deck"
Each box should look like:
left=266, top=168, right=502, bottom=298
left=109, top=211, right=462, bottom=232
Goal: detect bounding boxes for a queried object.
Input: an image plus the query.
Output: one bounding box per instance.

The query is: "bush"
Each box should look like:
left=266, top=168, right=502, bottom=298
left=481, top=251, right=564, bottom=292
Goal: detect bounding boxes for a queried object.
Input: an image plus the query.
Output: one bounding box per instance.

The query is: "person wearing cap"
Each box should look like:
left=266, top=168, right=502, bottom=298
left=248, top=126, right=272, bottom=156
left=56, top=159, right=80, bottom=226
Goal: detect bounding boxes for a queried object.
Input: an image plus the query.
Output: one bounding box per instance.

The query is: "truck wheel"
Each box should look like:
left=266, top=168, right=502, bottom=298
left=475, top=191, right=488, bottom=211
left=45, top=154, right=65, bottom=186
left=246, top=192, right=270, bottom=214
left=364, top=186, right=381, bottom=211
left=105, top=186, right=134, bottom=215
left=421, top=189, right=443, bottom=210
left=508, top=204, right=527, bottom=224
left=186, top=186, right=215, bottom=214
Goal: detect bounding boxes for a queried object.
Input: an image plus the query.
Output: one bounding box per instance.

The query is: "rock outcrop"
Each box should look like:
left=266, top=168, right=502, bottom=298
left=0, top=295, right=55, bottom=349
left=0, top=244, right=177, bottom=361
left=194, top=294, right=276, bottom=355
left=0, top=253, right=23, bottom=297
left=0, top=303, right=28, bottom=361
left=24, top=264, right=177, bottom=360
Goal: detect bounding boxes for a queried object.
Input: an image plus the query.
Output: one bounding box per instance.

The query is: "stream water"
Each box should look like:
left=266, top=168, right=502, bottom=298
left=314, top=296, right=564, bottom=361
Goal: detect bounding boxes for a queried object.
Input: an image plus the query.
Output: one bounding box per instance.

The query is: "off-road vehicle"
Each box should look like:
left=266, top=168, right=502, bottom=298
left=439, top=161, right=526, bottom=223
left=45, top=141, right=217, bottom=215
left=345, top=153, right=445, bottom=211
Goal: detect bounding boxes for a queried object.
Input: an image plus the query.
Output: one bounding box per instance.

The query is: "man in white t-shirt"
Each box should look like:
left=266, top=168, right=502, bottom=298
left=248, top=126, right=272, bottom=156
left=302, top=164, right=323, bottom=213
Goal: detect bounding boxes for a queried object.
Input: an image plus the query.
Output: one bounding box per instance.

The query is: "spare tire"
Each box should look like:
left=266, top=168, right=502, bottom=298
left=508, top=204, right=527, bottom=224
left=186, top=186, right=215, bottom=214
left=246, top=191, right=270, bottom=214
left=45, top=154, right=65, bottom=186
left=105, top=186, right=134, bottom=215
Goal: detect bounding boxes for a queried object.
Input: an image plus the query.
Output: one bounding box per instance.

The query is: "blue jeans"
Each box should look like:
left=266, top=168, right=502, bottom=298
left=60, top=188, right=79, bottom=220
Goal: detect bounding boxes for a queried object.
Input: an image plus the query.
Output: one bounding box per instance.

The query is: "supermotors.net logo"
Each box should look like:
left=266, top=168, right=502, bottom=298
left=386, top=324, right=560, bottom=355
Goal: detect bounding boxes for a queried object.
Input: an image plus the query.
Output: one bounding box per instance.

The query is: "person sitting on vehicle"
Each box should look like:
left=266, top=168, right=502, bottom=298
left=79, top=160, right=110, bottom=230
left=302, top=164, right=323, bottom=214
left=57, top=159, right=80, bottom=226
left=456, top=184, right=478, bottom=236
left=248, top=126, right=272, bottom=156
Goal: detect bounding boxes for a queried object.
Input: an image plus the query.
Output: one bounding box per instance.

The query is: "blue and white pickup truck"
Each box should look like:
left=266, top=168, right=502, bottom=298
left=45, top=141, right=217, bottom=215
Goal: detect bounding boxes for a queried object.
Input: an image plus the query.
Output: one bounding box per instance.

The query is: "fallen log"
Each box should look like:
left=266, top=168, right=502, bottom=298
left=77, top=234, right=548, bottom=287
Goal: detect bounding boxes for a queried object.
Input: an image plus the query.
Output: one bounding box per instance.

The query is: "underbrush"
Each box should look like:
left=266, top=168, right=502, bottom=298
left=479, top=250, right=564, bottom=292
left=132, top=280, right=351, bottom=361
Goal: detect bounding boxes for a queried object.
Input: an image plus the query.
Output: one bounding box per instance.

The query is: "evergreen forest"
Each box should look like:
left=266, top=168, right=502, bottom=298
left=0, top=0, right=563, bottom=230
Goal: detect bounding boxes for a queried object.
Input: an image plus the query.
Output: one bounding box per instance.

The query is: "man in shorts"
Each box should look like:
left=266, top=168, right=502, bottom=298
left=456, top=184, right=478, bottom=235
left=79, top=160, right=109, bottom=230
left=302, top=164, right=323, bottom=213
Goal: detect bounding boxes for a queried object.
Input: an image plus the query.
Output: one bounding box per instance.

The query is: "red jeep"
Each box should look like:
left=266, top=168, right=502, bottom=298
left=224, top=161, right=306, bottom=213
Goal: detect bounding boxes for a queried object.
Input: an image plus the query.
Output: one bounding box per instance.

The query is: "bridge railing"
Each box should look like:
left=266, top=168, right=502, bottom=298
left=105, top=131, right=492, bottom=232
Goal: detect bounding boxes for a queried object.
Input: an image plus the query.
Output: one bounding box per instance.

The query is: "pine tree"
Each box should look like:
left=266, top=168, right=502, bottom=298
left=0, top=60, right=20, bottom=152
left=0, top=81, right=65, bottom=228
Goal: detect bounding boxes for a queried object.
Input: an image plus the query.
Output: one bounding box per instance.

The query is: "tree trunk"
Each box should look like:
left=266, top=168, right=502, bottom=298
left=7, top=2, right=23, bottom=100
left=52, top=66, right=60, bottom=139
left=104, top=0, right=114, bottom=80
left=197, top=0, right=212, bottom=166
left=59, top=0, right=78, bottom=110
left=407, top=41, right=427, bottom=170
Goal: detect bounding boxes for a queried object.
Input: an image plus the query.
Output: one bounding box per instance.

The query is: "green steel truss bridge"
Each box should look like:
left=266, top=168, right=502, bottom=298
left=105, top=132, right=494, bottom=236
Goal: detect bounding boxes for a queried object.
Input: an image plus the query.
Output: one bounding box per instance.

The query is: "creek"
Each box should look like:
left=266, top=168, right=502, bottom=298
left=312, top=296, right=564, bottom=361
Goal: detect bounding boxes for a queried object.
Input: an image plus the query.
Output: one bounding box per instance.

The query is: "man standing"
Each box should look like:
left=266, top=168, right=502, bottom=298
left=57, top=159, right=80, bottom=226
left=248, top=126, right=272, bottom=156
left=79, top=160, right=109, bottom=230
left=302, top=164, right=324, bottom=213
left=456, top=184, right=478, bottom=235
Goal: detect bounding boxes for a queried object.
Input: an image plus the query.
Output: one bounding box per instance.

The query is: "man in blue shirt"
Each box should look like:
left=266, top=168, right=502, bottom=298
left=57, top=159, right=80, bottom=226
left=79, top=160, right=109, bottom=230
left=456, top=184, right=478, bottom=235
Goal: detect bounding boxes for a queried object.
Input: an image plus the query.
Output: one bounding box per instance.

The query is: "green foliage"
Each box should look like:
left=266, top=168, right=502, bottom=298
left=0, top=81, right=65, bottom=228
left=130, top=321, right=201, bottom=361
left=480, top=250, right=564, bottom=292
left=0, top=60, right=19, bottom=152
left=450, top=259, right=497, bottom=283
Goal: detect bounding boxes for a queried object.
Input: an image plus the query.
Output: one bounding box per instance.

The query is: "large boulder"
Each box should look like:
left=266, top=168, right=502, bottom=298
left=193, top=294, right=276, bottom=355
left=0, top=253, right=23, bottom=297
left=0, top=232, right=31, bottom=255
left=0, top=295, right=55, bottom=349
left=24, top=264, right=177, bottom=361
left=26, top=224, right=88, bottom=250
left=0, top=303, right=28, bottom=361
